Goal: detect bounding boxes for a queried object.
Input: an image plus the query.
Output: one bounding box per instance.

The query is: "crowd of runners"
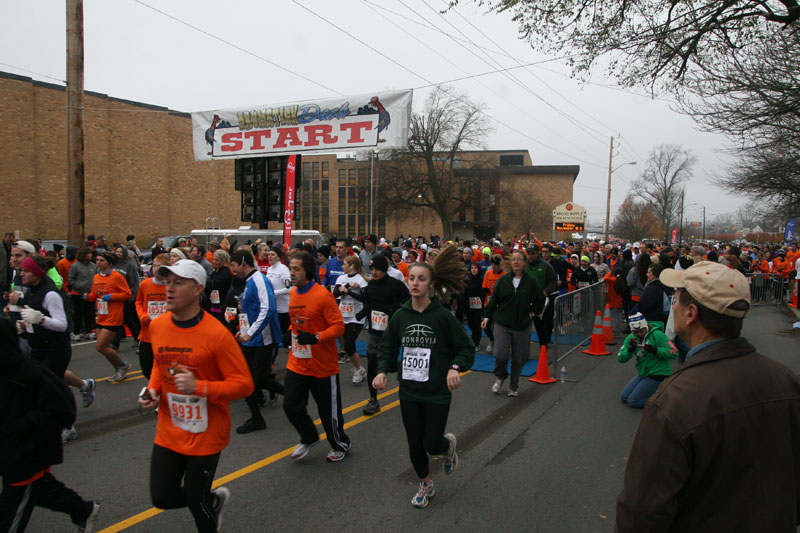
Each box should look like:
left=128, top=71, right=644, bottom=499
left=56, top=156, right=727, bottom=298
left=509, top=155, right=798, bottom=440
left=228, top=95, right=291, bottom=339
left=1, top=229, right=799, bottom=530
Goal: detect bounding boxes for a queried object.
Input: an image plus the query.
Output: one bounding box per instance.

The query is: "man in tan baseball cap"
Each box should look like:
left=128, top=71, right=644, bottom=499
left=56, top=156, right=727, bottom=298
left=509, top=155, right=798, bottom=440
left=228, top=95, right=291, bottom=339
left=616, top=261, right=800, bottom=532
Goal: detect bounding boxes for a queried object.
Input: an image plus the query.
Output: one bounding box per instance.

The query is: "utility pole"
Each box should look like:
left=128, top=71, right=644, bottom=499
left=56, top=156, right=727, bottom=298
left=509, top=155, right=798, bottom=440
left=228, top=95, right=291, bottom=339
left=702, top=206, right=706, bottom=241
left=678, top=189, right=685, bottom=244
left=66, top=0, right=85, bottom=245
left=604, top=136, right=613, bottom=243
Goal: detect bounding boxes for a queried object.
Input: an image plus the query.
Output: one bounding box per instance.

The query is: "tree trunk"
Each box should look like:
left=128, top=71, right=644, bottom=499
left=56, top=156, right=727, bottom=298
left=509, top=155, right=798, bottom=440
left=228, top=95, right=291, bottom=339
left=440, top=211, right=454, bottom=240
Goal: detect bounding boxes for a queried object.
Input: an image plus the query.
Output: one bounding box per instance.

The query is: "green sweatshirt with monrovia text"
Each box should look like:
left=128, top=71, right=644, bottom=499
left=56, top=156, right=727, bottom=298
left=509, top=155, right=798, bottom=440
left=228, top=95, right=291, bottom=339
left=377, top=297, right=475, bottom=404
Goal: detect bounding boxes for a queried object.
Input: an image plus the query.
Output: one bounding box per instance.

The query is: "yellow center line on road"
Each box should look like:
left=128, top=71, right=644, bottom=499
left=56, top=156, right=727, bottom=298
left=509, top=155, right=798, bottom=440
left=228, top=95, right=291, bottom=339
left=98, top=371, right=470, bottom=532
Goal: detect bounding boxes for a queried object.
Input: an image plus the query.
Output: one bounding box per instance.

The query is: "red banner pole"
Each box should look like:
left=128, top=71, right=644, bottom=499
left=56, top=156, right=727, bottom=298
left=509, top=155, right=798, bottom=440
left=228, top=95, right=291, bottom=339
left=283, top=155, right=296, bottom=246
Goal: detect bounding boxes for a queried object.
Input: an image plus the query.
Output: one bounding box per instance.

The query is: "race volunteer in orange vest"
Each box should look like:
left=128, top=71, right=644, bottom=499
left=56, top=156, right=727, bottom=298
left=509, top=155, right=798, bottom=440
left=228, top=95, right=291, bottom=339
left=135, top=253, right=171, bottom=380
left=84, top=251, right=132, bottom=382
left=283, top=251, right=350, bottom=463
left=138, top=259, right=253, bottom=533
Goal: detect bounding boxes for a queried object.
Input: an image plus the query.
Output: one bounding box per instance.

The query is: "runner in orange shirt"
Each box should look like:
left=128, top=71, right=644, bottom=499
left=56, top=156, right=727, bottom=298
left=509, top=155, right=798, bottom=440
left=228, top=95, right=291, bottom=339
left=83, top=251, right=132, bottom=382
left=138, top=259, right=252, bottom=532
left=135, top=253, right=170, bottom=380
left=283, top=251, right=350, bottom=462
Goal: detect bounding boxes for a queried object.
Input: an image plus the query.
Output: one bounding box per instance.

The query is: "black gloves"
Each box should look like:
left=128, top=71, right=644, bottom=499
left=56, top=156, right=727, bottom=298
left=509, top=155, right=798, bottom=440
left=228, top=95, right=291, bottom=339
left=629, top=338, right=639, bottom=350
left=643, top=344, right=657, bottom=354
left=295, top=331, right=318, bottom=345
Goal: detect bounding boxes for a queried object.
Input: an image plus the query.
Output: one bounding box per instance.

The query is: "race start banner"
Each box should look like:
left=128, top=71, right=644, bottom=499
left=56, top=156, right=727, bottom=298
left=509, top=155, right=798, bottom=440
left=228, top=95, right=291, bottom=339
left=785, top=217, right=796, bottom=242
left=283, top=155, right=297, bottom=246
left=192, top=89, right=413, bottom=161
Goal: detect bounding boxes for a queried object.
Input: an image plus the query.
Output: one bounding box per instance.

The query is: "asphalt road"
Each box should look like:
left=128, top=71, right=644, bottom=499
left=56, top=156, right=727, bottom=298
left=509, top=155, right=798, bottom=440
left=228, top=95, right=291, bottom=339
left=25, top=304, right=800, bottom=532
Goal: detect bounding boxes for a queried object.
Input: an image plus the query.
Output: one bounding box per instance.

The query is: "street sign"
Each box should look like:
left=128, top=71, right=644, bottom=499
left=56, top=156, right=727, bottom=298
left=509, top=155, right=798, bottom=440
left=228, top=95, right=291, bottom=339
left=553, top=202, right=586, bottom=223
left=555, top=222, right=584, bottom=232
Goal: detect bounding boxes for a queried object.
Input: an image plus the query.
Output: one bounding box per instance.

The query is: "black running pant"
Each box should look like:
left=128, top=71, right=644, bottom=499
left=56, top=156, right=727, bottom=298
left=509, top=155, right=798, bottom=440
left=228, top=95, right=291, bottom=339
left=283, top=370, right=350, bottom=452
left=400, top=400, right=451, bottom=479
left=149, top=444, right=220, bottom=533
left=0, top=473, right=93, bottom=532
left=139, top=341, right=153, bottom=380
left=532, top=293, right=556, bottom=346
left=70, top=294, right=94, bottom=336
left=467, top=308, right=483, bottom=347
left=112, top=300, right=141, bottom=347
left=242, top=344, right=284, bottom=419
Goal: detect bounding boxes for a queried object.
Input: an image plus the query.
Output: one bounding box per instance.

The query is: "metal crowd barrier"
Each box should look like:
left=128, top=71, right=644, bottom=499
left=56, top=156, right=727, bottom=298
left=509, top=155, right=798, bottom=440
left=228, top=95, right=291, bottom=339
left=551, top=282, right=607, bottom=373
left=746, top=272, right=787, bottom=307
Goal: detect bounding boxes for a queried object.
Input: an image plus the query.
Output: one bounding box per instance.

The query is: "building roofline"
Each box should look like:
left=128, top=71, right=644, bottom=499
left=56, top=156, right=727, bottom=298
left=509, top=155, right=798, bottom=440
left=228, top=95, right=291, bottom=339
left=456, top=165, right=581, bottom=182
left=1, top=69, right=188, bottom=116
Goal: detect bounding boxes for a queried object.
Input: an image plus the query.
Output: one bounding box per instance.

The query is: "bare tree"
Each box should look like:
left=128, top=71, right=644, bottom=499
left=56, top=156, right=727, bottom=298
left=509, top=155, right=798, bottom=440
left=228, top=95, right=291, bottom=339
left=450, top=0, right=800, bottom=93
left=612, top=195, right=664, bottom=242
left=633, top=145, right=696, bottom=240
left=501, top=194, right=551, bottom=238
left=734, top=205, right=761, bottom=232
left=379, top=86, right=493, bottom=239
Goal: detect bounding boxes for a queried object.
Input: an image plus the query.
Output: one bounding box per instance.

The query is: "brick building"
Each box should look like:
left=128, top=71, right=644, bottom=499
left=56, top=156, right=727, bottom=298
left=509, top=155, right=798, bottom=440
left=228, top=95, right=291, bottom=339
left=1, top=71, right=578, bottom=244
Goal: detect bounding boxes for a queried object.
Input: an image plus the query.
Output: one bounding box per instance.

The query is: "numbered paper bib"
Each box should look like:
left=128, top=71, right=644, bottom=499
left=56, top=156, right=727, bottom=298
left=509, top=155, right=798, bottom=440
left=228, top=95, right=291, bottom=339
left=371, top=310, right=388, bottom=331
left=291, top=332, right=312, bottom=359
left=339, top=300, right=355, bottom=318
left=147, top=300, right=167, bottom=319
left=210, top=290, right=220, bottom=304
left=469, top=297, right=482, bottom=309
left=167, top=392, right=208, bottom=433
left=96, top=300, right=109, bottom=315
left=225, top=307, right=237, bottom=323
left=238, top=313, right=250, bottom=335
left=402, top=347, right=431, bottom=382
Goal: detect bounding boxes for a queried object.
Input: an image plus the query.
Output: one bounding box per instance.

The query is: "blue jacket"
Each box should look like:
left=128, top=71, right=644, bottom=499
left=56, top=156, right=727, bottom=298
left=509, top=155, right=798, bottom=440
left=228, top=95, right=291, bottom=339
left=242, top=270, right=282, bottom=347
left=323, top=257, right=346, bottom=288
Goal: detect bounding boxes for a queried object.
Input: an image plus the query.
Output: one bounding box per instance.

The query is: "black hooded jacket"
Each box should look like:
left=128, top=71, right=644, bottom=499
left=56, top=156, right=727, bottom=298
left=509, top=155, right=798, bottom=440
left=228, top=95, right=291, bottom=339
left=0, top=319, right=76, bottom=483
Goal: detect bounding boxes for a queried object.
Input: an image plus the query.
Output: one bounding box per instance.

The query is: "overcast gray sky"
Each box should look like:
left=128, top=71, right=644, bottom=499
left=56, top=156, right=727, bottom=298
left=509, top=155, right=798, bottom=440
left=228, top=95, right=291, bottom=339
left=1, top=0, right=741, bottom=228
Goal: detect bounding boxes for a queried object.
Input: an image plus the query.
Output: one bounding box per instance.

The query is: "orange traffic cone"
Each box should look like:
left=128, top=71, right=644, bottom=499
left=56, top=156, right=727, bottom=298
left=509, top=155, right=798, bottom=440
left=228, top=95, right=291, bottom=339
left=529, top=345, right=556, bottom=384
left=602, top=304, right=616, bottom=345
left=583, top=310, right=611, bottom=356
left=124, top=325, right=132, bottom=338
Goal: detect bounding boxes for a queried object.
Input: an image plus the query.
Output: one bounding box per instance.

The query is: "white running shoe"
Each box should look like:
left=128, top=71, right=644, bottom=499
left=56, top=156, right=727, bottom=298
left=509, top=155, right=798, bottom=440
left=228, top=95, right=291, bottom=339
left=411, top=480, right=435, bottom=508
left=486, top=341, right=493, bottom=353
left=107, top=362, right=130, bottom=383
left=351, top=366, right=367, bottom=384
left=81, top=379, right=96, bottom=408
left=290, top=440, right=318, bottom=461
left=443, top=433, right=458, bottom=474
left=70, top=333, right=82, bottom=342
left=491, top=378, right=504, bottom=394
left=507, top=388, right=519, bottom=397
left=62, top=426, right=78, bottom=443
left=211, top=486, right=230, bottom=531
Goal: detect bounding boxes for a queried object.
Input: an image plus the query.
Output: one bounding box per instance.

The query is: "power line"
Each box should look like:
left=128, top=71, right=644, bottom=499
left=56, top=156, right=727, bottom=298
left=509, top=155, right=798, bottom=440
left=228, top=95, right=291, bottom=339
left=0, top=62, right=65, bottom=83
left=292, top=0, right=432, bottom=85
left=132, top=0, right=343, bottom=96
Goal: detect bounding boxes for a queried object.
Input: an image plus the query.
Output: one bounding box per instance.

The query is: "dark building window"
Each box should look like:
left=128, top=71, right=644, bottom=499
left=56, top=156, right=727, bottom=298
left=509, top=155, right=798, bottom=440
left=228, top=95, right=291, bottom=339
left=499, top=154, right=524, bottom=166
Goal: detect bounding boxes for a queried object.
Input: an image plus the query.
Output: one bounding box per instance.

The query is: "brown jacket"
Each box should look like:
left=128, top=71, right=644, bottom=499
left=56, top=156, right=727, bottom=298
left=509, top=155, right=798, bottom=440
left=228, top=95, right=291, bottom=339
left=616, top=337, right=800, bottom=532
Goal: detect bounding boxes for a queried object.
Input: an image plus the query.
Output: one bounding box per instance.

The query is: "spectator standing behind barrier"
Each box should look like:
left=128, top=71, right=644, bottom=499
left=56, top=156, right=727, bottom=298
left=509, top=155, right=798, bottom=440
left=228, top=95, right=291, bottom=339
left=68, top=247, right=97, bottom=340
left=631, top=264, right=672, bottom=323
left=617, top=313, right=676, bottom=409
left=481, top=249, right=545, bottom=397
left=615, top=261, right=800, bottom=531
left=526, top=245, right=558, bottom=349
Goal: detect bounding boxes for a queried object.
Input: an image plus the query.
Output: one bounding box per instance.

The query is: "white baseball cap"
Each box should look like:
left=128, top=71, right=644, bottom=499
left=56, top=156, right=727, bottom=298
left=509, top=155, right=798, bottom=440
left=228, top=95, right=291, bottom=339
left=660, top=261, right=750, bottom=318
left=157, top=259, right=207, bottom=286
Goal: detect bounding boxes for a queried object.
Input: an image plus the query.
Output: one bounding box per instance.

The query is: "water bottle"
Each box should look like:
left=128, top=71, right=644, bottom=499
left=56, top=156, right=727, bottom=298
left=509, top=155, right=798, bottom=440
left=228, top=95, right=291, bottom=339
left=560, top=365, right=567, bottom=383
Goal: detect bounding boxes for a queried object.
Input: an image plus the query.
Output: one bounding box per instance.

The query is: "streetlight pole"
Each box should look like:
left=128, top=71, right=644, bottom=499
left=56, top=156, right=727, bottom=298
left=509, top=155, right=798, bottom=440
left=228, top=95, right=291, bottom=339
left=604, top=136, right=636, bottom=242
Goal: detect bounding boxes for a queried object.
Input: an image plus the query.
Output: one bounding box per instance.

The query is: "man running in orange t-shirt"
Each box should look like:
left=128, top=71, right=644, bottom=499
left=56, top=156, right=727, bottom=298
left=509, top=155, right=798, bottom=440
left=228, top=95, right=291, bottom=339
left=138, top=259, right=253, bottom=532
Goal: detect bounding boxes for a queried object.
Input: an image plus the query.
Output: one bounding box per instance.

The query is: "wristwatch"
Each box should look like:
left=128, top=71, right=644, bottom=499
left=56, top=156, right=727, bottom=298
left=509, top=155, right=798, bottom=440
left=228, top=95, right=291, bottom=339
left=450, top=364, right=461, bottom=371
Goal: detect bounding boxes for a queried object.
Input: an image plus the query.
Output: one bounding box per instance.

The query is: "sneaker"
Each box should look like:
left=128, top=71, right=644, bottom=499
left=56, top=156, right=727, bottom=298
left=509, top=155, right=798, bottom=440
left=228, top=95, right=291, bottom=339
left=87, top=332, right=96, bottom=341
left=486, top=341, right=493, bottom=353
left=338, top=353, right=349, bottom=364
left=76, top=501, right=100, bottom=533
left=326, top=445, right=350, bottom=462
left=268, top=392, right=279, bottom=405
left=491, top=378, right=504, bottom=394
left=290, top=440, right=318, bottom=461
left=70, top=333, right=82, bottom=342
left=236, top=417, right=266, bottom=434
left=352, top=366, right=367, bottom=384
left=507, top=388, right=519, bottom=397
left=107, top=362, right=130, bottom=383
left=62, top=426, right=78, bottom=444
left=211, top=486, right=230, bottom=532
left=475, top=345, right=480, bottom=352
left=81, top=379, right=96, bottom=408
left=443, top=433, right=458, bottom=475
left=362, top=398, right=380, bottom=416
left=411, top=480, right=435, bottom=508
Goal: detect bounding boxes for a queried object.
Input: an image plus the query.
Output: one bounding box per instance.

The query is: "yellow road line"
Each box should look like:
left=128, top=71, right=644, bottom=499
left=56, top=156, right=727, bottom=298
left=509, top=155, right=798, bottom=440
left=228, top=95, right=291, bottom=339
left=98, top=371, right=470, bottom=532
